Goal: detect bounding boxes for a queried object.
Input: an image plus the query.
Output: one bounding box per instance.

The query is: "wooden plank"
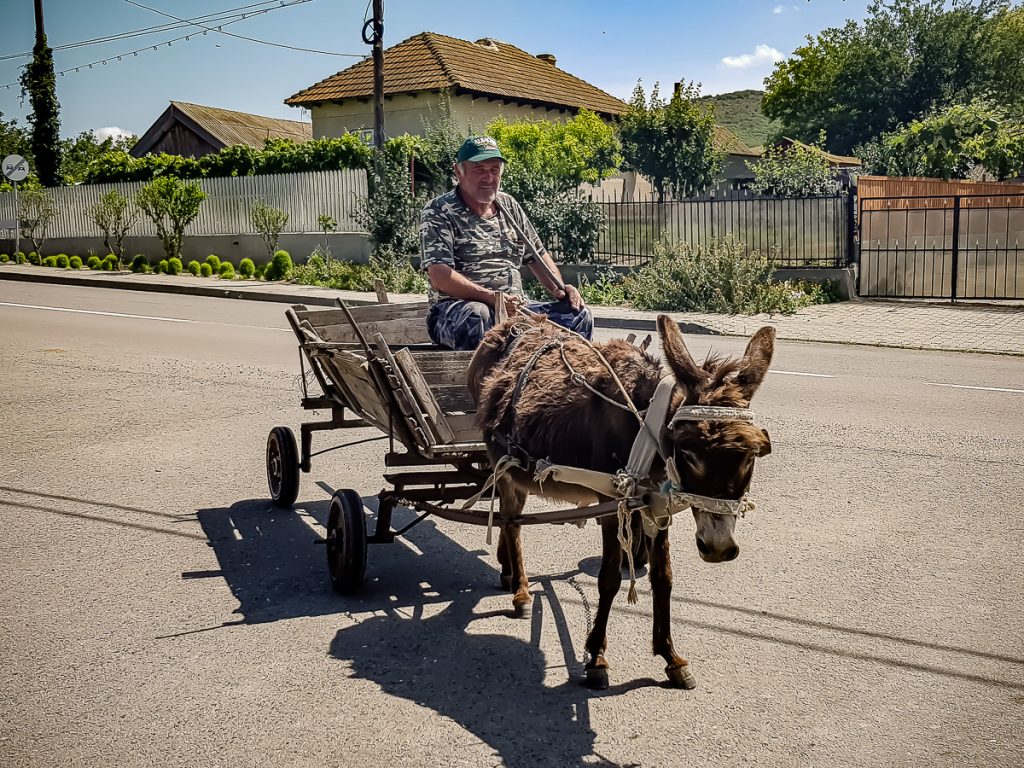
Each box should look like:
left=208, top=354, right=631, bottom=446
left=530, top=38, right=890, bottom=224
left=431, top=384, right=478, bottom=413
left=373, top=334, right=439, bottom=450
left=295, top=302, right=430, bottom=327
left=394, top=348, right=456, bottom=444
left=445, top=413, right=482, bottom=443
left=373, top=278, right=389, bottom=304
left=319, top=357, right=391, bottom=431
left=314, top=317, right=431, bottom=345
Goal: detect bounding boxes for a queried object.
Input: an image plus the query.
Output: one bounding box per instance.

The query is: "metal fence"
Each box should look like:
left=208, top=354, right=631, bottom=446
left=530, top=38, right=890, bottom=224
left=0, top=169, right=368, bottom=240
left=859, top=193, right=1024, bottom=300
left=587, top=193, right=850, bottom=268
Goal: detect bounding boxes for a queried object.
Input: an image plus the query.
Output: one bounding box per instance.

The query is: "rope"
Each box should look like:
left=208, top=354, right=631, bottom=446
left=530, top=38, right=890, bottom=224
left=460, top=454, right=523, bottom=545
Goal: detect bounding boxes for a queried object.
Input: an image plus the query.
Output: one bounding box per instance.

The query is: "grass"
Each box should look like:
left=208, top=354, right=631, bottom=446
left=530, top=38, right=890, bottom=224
left=699, top=89, right=781, bottom=148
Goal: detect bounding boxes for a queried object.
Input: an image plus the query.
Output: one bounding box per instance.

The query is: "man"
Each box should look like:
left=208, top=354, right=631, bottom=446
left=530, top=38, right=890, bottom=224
left=419, top=136, right=594, bottom=351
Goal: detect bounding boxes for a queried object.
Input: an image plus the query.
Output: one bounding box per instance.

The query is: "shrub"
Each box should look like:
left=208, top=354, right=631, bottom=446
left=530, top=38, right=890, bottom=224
left=250, top=199, right=289, bottom=259
left=69, top=255, right=82, bottom=269
left=86, top=255, right=101, bottom=269
left=166, top=257, right=183, bottom=275
left=264, top=249, right=293, bottom=281
left=130, top=254, right=148, bottom=272
left=88, top=189, right=139, bottom=266
left=135, top=177, right=206, bottom=261
left=155, top=259, right=168, bottom=274
left=0, top=253, right=8, bottom=263
left=42, top=255, right=58, bottom=267
left=15, top=252, right=26, bottom=264
left=55, top=254, right=69, bottom=268
left=17, top=190, right=58, bottom=253
left=218, top=261, right=235, bottom=279
left=200, top=262, right=213, bottom=277
left=186, top=260, right=201, bottom=276
left=103, top=254, right=119, bottom=270
left=254, top=262, right=265, bottom=280
left=204, top=254, right=221, bottom=270
left=27, top=251, right=40, bottom=265
left=238, top=257, right=255, bottom=279
left=577, top=266, right=630, bottom=306
left=629, top=238, right=818, bottom=315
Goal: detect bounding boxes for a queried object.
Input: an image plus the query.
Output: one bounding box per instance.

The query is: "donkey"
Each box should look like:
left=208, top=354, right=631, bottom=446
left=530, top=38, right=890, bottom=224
left=466, top=313, right=774, bottom=689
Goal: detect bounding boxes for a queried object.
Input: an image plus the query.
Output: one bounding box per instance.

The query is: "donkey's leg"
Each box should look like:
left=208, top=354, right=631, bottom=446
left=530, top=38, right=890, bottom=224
left=496, top=527, right=513, bottom=591
left=583, top=517, right=624, bottom=690
left=650, top=527, right=696, bottom=689
left=498, top=480, right=530, bottom=617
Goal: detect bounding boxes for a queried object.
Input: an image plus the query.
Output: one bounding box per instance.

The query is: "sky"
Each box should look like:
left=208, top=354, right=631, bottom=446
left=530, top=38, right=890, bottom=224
left=0, top=0, right=873, bottom=141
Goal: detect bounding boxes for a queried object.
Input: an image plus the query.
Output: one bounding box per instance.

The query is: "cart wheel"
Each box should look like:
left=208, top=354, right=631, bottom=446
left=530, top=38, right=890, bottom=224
left=326, top=489, right=367, bottom=594
left=266, top=426, right=300, bottom=508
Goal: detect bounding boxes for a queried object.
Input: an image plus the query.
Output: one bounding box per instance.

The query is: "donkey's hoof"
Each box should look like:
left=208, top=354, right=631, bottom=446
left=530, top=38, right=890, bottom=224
left=585, top=667, right=609, bottom=690
left=666, top=664, right=697, bottom=689
left=512, top=600, right=530, bottom=619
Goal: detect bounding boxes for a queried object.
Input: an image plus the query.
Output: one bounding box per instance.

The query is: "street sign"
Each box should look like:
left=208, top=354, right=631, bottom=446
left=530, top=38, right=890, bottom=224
left=3, top=154, right=29, bottom=182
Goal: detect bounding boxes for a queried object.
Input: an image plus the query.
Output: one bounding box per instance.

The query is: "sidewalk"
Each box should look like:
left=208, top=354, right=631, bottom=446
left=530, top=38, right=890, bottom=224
left=2, top=264, right=1022, bottom=356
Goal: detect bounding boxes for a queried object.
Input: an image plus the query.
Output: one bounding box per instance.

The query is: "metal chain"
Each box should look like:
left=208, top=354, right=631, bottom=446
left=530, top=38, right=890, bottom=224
left=566, top=574, right=593, bottom=664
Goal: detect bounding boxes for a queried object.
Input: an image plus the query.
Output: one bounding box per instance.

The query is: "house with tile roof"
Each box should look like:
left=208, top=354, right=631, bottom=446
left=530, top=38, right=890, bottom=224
left=130, top=101, right=313, bottom=158
left=285, top=32, right=626, bottom=140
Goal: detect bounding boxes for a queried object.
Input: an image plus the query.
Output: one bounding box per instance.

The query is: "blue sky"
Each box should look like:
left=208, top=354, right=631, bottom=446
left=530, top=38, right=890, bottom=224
left=0, top=0, right=872, bottom=140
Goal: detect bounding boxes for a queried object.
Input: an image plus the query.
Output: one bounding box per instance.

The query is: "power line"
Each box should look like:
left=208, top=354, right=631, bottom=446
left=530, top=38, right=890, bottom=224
left=122, top=0, right=364, bottom=57
left=0, top=1, right=301, bottom=62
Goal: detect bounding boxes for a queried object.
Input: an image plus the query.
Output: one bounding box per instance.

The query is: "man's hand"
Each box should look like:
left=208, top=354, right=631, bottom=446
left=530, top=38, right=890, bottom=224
left=558, top=284, right=584, bottom=311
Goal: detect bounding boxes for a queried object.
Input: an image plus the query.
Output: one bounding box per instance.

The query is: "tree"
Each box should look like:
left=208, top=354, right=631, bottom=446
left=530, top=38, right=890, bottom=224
left=250, top=199, right=289, bottom=259
left=413, top=90, right=465, bottom=196
left=20, top=27, right=61, bottom=186
left=135, top=177, right=206, bottom=261
left=858, top=100, right=1024, bottom=180
left=747, top=135, right=841, bottom=196
left=61, top=131, right=136, bottom=185
left=762, top=0, right=1014, bottom=155
left=88, top=189, right=139, bottom=266
left=618, top=81, right=722, bottom=201
left=17, top=188, right=57, bottom=253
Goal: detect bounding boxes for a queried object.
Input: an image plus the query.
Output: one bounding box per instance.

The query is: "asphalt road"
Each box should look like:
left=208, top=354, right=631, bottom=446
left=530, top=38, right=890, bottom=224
left=1, top=282, right=1022, bottom=768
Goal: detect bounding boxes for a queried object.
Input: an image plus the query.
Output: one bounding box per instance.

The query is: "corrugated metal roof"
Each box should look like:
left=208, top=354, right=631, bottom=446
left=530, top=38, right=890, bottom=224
left=171, top=101, right=312, bottom=147
left=713, top=125, right=760, bottom=157
left=285, top=32, right=627, bottom=117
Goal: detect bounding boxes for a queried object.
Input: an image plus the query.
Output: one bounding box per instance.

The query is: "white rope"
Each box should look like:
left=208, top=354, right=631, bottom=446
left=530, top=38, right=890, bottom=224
left=461, top=454, right=523, bottom=545
left=670, top=405, right=756, bottom=425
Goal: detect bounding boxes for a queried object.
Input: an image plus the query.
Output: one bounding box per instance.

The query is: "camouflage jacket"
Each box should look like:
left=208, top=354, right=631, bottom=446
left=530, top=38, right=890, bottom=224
left=419, top=188, right=545, bottom=305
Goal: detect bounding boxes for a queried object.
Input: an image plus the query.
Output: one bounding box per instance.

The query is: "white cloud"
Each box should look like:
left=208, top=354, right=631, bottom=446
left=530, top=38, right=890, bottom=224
left=94, top=126, right=136, bottom=141
left=720, top=44, right=784, bottom=70
left=773, top=4, right=785, bottom=13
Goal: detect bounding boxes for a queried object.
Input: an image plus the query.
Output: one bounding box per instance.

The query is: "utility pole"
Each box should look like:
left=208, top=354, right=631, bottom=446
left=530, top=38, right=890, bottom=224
left=34, top=0, right=45, bottom=38
left=362, top=0, right=385, bottom=150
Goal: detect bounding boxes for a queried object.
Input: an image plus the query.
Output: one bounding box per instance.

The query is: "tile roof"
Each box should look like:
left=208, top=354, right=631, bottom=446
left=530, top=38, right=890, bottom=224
left=285, top=32, right=627, bottom=117
left=168, top=101, right=313, bottom=147
left=713, top=125, right=760, bottom=157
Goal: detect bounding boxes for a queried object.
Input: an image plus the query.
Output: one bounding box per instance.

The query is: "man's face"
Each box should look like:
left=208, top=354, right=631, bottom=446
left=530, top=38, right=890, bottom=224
left=456, top=158, right=504, bottom=205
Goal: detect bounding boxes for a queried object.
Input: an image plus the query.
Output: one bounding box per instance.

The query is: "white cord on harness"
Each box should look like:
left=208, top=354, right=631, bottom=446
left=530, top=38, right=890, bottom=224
left=461, top=454, right=523, bottom=545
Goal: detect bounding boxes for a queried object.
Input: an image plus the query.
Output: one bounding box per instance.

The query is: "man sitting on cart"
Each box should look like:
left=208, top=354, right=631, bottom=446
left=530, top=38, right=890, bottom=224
left=419, top=136, right=594, bottom=351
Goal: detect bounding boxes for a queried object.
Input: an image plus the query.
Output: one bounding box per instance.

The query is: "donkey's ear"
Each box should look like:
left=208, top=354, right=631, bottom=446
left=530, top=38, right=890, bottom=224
left=657, top=315, right=705, bottom=391
left=736, top=326, right=775, bottom=400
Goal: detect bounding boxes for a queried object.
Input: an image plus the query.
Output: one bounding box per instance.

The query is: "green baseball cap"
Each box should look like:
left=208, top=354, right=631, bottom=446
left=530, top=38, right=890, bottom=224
left=456, top=136, right=505, bottom=163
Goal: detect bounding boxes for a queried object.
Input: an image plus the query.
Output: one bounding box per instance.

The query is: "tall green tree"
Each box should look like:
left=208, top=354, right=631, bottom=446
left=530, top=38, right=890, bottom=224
left=20, top=24, right=61, bottom=186
left=618, top=81, right=721, bottom=201
left=762, top=0, right=1016, bottom=155
left=60, top=131, right=136, bottom=185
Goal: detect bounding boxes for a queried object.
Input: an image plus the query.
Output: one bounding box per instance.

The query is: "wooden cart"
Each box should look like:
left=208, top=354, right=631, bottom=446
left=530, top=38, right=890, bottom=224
left=267, top=298, right=646, bottom=594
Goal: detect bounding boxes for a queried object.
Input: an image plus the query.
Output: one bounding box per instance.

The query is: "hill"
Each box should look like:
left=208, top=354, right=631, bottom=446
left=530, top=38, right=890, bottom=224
left=700, top=90, right=780, bottom=148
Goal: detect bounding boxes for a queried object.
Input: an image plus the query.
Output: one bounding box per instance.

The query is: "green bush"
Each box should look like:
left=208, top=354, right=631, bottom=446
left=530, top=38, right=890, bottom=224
left=293, top=253, right=375, bottom=291
left=629, top=238, right=826, bottom=315
left=219, top=261, right=235, bottom=279
left=200, top=262, right=213, bottom=277
left=167, top=257, right=183, bottom=275
left=86, top=255, right=101, bottom=269
left=264, top=249, right=293, bottom=281
left=103, top=254, right=119, bottom=271
left=238, top=257, right=256, bottom=278
left=130, top=254, right=148, bottom=272
left=155, top=260, right=168, bottom=274
left=69, top=255, right=83, bottom=269
left=42, top=255, right=58, bottom=267
left=15, top=252, right=26, bottom=264
left=204, top=254, right=221, bottom=270
left=186, top=260, right=201, bottom=276
left=254, top=262, right=265, bottom=280
left=27, top=251, right=40, bottom=266
left=0, top=253, right=9, bottom=263
left=577, top=266, right=630, bottom=306
left=55, top=254, right=69, bottom=268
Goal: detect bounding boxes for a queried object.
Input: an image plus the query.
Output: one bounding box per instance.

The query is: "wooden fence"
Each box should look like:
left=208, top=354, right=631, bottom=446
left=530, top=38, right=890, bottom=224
left=859, top=175, right=1024, bottom=210
left=0, top=169, right=368, bottom=240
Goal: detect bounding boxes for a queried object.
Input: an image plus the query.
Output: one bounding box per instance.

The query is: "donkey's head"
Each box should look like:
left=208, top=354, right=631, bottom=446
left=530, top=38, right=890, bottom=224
left=656, top=316, right=775, bottom=563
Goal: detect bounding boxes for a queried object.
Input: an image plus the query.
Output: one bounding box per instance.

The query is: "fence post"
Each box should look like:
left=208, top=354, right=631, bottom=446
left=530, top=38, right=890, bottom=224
left=950, top=196, right=961, bottom=303
left=846, top=190, right=856, bottom=267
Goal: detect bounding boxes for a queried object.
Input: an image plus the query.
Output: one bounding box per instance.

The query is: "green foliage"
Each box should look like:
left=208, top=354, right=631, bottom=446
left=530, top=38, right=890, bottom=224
left=698, top=90, right=780, bottom=147
left=748, top=135, right=841, bottom=196
left=27, top=251, right=40, bottom=265
left=86, top=255, right=101, bottom=269
left=20, top=34, right=61, bottom=186
left=135, top=177, right=206, bottom=261
left=15, top=252, right=26, bottom=264
left=619, top=81, right=722, bottom=201
left=763, top=0, right=1021, bottom=155
left=576, top=266, right=630, bottom=306
left=41, top=255, right=57, bottom=267
left=83, top=134, right=371, bottom=184
left=88, top=189, right=138, bottom=265
left=356, top=146, right=425, bottom=263
left=60, top=130, right=136, bottom=184
left=265, top=249, right=293, bottom=281
left=218, top=261, right=235, bottom=279
left=0, top=253, right=8, bottom=263
left=238, top=257, right=255, bottom=278
left=629, top=238, right=822, bottom=315
left=200, top=262, right=213, bottom=277
left=186, top=260, right=201, bottom=276
left=858, top=100, right=1024, bottom=180
left=204, top=253, right=221, bottom=270
left=155, top=259, right=168, bottom=274
left=413, top=90, right=464, bottom=196
left=130, top=253, right=148, bottom=272
left=55, top=254, right=69, bottom=268
left=510, top=179, right=605, bottom=264
left=293, top=253, right=376, bottom=290
left=69, top=255, right=82, bottom=269
left=250, top=199, right=289, bottom=258
left=17, top=189, right=58, bottom=253
left=101, top=254, right=116, bottom=271
left=166, top=257, right=182, bottom=275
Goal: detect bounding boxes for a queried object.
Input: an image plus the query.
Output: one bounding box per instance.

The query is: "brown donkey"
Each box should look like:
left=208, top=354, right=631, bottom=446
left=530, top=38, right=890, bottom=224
left=467, top=314, right=774, bottom=689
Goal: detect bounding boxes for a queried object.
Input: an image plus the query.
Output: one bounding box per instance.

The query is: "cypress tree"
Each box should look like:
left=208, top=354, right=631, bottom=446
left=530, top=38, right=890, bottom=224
left=20, top=2, right=61, bottom=187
